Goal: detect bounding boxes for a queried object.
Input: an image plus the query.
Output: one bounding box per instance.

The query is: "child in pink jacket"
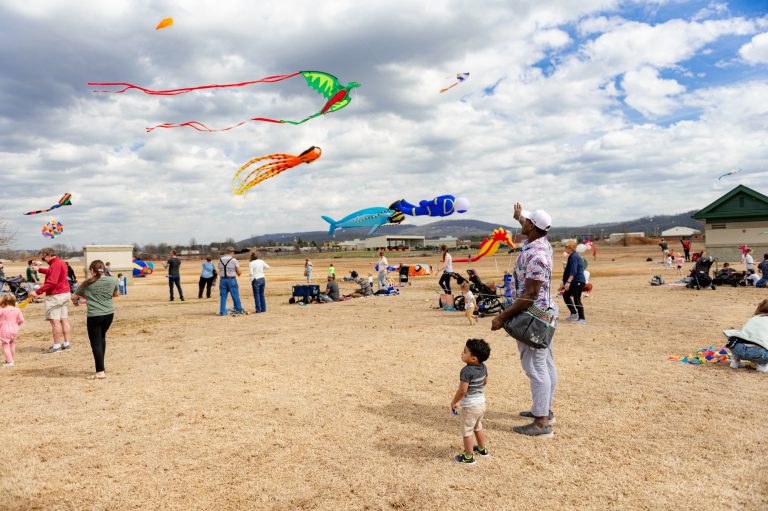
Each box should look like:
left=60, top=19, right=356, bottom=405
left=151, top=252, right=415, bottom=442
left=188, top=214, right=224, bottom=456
left=0, top=294, right=25, bottom=367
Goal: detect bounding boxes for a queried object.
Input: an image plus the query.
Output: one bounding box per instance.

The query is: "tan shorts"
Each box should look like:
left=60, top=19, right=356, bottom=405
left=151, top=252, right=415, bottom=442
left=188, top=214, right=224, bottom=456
left=459, top=404, right=486, bottom=437
left=44, top=293, right=71, bottom=321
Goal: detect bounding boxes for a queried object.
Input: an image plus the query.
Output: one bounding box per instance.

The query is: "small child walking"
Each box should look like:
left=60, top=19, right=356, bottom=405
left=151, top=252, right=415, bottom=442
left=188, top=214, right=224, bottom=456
left=461, top=282, right=477, bottom=325
left=450, top=338, right=491, bottom=464
left=676, top=257, right=684, bottom=276
left=117, top=273, right=128, bottom=295
left=0, top=294, right=25, bottom=367
left=328, top=264, right=335, bottom=277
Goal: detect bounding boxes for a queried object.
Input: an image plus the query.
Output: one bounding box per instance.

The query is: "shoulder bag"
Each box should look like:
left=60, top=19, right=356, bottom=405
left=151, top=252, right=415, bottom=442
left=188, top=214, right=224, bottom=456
left=503, top=265, right=558, bottom=349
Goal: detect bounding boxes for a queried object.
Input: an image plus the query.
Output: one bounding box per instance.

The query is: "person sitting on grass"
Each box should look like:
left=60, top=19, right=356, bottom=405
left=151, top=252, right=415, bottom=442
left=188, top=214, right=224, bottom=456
left=726, top=298, right=768, bottom=373
left=319, top=274, right=340, bottom=303
left=349, top=276, right=373, bottom=298
left=450, top=338, right=491, bottom=464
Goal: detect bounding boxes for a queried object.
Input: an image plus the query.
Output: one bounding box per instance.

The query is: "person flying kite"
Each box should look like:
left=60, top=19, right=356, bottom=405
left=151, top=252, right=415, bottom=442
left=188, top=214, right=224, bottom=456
left=718, top=168, right=741, bottom=180
left=233, top=146, right=322, bottom=197
left=440, top=73, right=469, bottom=93
left=23, top=193, right=72, bottom=215
left=88, top=71, right=361, bottom=132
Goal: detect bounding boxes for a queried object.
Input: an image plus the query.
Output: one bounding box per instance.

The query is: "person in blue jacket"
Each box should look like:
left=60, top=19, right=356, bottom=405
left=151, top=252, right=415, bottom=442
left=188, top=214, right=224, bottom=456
left=561, top=240, right=586, bottom=323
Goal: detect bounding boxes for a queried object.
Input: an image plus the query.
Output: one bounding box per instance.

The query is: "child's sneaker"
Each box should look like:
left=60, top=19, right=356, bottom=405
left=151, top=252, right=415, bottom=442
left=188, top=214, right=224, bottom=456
left=565, top=314, right=578, bottom=321
left=2, top=362, right=14, bottom=368
left=756, top=363, right=768, bottom=373
left=453, top=453, right=476, bottom=465
left=473, top=445, right=489, bottom=457
left=61, top=344, right=71, bottom=351
left=730, top=359, right=745, bottom=369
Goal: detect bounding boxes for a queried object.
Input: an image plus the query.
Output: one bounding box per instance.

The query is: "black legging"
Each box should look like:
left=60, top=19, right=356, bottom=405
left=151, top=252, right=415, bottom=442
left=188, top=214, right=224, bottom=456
left=563, top=282, right=585, bottom=320
left=438, top=272, right=452, bottom=294
left=198, top=276, right=214, bottom=298
left=87, top=313, right=113, bottom=373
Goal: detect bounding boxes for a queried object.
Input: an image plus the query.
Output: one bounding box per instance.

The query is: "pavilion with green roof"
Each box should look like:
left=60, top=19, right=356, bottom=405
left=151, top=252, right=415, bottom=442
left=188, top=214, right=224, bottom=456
left=693, top=185, right=768, bottom=261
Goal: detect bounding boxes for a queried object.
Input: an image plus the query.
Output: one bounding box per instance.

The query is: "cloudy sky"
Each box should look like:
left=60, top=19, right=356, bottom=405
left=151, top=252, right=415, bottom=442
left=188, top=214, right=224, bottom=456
left=1, top=0, right=767, bottom=249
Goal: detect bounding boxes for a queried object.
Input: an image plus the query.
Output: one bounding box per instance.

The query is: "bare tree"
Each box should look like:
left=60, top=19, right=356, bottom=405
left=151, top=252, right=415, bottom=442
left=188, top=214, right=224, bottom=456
left=0, top=219, right=16, bottom=251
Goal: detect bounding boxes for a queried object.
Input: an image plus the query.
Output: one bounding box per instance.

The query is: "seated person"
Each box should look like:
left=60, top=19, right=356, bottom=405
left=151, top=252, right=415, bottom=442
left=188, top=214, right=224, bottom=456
left=726, top=298, right=768, bottom=373
left=343, top=270, right=359, bottom=282
left=349, top=276, right=373, bottom=298
left=319, top=275, right=340, bottom=303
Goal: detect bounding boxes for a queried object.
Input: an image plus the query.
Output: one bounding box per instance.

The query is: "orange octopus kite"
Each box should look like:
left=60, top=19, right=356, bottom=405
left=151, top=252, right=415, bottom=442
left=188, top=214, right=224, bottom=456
left=233, top=146, right=322, bottom=196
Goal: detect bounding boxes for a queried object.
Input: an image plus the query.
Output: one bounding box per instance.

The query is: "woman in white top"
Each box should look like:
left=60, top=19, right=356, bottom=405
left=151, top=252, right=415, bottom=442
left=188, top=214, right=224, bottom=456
left=377, top=249, right=389, bottom=290
left=438, top=244, right=453, bottom=295
left=249, top=253, right=271, bottom=313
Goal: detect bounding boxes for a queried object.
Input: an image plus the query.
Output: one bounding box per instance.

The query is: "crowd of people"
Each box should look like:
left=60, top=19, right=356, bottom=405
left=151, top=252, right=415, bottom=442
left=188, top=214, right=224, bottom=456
left=2, top=210, right=767, bottom=469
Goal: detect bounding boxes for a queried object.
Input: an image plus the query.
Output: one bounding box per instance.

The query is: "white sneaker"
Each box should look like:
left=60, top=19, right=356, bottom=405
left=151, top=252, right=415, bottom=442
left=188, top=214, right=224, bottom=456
left=756, top=364, right=768, bottom=373
left=730, top=360, right=745, bottom=369
left=565, top=314, right=578, bottom=321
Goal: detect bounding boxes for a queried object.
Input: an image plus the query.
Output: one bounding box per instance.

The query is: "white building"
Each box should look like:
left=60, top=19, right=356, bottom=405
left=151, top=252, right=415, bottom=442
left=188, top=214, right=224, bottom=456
left=83, top=245, right=133, bottom=278
left=362, top=235, right=425, bottom=250
left=660, top=226, right=701, bottom=239
left=424, top=236, right=458, bottom=248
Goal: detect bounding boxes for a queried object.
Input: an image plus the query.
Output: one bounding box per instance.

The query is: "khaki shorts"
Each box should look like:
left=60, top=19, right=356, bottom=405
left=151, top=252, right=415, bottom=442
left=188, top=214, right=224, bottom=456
left=459, top=404, right=486, bottom=437
left=44, top=293, right=71, bottom=321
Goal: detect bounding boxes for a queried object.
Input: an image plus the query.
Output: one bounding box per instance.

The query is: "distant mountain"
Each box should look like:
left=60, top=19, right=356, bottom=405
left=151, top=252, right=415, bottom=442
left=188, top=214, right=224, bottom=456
left=238, top=211, right=703, bottom=245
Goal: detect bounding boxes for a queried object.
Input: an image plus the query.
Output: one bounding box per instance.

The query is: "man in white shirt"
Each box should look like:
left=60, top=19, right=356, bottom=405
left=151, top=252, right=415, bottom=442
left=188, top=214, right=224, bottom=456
left=248, top=253, right=271, bottom=313
left=377, top=249, right=389, bottom=290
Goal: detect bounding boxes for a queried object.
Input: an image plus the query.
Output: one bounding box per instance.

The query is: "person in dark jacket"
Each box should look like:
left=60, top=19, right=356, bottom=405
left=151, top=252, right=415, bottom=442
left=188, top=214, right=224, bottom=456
left=561, top=240, right=586, bottom=323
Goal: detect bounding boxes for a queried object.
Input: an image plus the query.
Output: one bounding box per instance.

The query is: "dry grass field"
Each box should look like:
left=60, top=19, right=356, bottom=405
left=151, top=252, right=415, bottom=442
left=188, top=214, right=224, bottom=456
left=1, top=245, right=767, bottom=510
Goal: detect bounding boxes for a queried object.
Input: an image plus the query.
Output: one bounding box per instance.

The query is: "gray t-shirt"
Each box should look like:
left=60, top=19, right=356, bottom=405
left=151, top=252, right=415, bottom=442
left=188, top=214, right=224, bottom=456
left=326, top=280, right=340, bottom=300
left=459, top=363, right=487, bottom=407
left=166, top=257, right=181, bottom=277
left=80, top=276, right=118, bottom=318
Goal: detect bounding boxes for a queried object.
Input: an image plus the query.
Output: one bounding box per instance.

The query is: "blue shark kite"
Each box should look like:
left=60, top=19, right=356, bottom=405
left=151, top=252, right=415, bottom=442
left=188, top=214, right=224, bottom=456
left=322, top=207, right=405, bottom=236
left=391, top=195, right=469, bottom=217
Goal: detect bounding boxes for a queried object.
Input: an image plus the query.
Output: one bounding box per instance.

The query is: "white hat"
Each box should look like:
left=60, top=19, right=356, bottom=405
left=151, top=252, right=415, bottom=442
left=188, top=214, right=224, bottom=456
left=520, top=209, right=552, bottom=231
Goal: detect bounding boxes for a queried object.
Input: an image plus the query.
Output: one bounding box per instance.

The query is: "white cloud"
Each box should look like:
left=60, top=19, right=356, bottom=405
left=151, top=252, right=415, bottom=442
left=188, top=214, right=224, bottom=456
left=533, top=29, right=571, bottom=49
left=622, top=66, right=686, bottom=117
left=739, top=32, right=768, bottom=64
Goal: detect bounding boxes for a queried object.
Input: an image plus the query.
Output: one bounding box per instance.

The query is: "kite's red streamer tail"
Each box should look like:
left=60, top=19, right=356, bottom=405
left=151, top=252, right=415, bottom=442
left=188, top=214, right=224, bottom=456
left=440, top=82, right=459, bottom=93
left=88, top=72, right=302, bottom=96
left=146, top=118, right=284, bottom=133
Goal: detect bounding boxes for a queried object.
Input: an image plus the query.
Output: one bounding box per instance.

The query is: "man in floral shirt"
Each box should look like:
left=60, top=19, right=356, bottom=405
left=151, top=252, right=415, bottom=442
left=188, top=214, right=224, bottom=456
left=492, top=203, right=557, bottom=437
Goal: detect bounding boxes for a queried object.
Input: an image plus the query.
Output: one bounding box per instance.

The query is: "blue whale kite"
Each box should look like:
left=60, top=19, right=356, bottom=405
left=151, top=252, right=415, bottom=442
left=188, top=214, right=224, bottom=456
left=322, top=207, right=405, bottom=236
left=391, top=195, right=469, bottom=217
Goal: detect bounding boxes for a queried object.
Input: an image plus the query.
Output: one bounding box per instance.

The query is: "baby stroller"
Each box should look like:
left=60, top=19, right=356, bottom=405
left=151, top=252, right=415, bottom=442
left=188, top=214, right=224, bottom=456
left=685, top=257, right=716, bottom=290
left=0, top=275, right=29, bottom=302
left=453, top=269, right=507, bottom=316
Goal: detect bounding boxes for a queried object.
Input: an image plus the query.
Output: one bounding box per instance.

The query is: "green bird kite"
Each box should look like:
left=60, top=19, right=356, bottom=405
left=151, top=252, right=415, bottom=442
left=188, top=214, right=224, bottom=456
left=88, top=71, right=361, bottom=132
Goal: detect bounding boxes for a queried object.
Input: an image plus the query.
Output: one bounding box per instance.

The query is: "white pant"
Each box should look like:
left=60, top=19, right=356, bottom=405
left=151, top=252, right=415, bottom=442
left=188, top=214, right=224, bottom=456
left=517, top=340, right=557, bottom=417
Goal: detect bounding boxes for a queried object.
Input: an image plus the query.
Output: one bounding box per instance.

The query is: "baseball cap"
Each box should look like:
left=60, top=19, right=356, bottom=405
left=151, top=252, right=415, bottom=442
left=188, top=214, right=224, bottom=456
left=520, top=209, right=552, bottom=231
